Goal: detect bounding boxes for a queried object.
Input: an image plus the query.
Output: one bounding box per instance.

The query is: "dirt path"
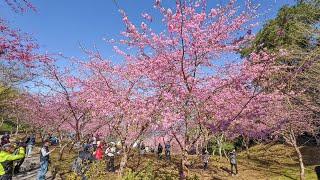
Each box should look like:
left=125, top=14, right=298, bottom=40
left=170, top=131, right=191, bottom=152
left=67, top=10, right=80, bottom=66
left=12, top=150, right=57, bottom=180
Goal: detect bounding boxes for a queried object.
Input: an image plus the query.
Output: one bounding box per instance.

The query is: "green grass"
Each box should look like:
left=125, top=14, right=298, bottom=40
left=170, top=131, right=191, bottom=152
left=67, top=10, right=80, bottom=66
left=0, top=122, right=15, bottom=132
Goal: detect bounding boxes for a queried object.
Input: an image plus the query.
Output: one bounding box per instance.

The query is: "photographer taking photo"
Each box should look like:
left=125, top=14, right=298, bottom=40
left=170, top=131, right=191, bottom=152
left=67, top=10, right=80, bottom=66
left=0, top=143, right=25, bottom=180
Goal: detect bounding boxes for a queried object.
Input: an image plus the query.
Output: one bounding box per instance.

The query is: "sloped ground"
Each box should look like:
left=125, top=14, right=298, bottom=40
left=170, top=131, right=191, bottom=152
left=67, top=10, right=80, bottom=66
left=12, top=147, right=56, bottom=180
left=61, top=144, right=319, bottom=179
left=12, top=144, right=320, bottom=179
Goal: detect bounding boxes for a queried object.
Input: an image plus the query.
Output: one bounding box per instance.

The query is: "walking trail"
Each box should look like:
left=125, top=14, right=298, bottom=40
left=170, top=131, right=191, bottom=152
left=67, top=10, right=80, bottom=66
left=12, top=147, right=58, bottom=180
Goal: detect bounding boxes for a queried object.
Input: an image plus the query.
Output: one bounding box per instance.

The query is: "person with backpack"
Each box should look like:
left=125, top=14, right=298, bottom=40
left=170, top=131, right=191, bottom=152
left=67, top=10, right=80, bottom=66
left=157, top=143, right=163, bottom=159
left=0, top=143, right=25, bottom=180
left=229, top=149, right=238, bottom=176
left=72, top=144, right=94, bottom=180
left=37, top=140, right=55, bottom=180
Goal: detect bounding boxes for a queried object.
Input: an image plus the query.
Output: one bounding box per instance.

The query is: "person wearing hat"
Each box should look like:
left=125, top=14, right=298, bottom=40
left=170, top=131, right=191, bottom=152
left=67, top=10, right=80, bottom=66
left=37, top=140, right=55, bottom=180
left=0, top=143, right=25, bottom=180
left=1, top=133, right=10, bottom=147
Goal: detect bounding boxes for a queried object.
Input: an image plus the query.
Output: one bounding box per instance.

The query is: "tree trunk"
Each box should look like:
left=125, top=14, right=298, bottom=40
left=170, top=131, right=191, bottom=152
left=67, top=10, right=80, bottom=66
left=288, top=128, right=305, bottom=180
left=178, top=151, right=188, bottom=180
left=223, top=148, right=228, bottom=159
left=0, top=117, right=4, bottom=128
left=314, top=135, right=320, bottom=146
left=217, top=135, right=223, bottom=159
left=212, top=149, right=215, bottom=156
left=119, top=148, right=128, bottom=177
left=58, top=142, right=70, bottom=161
left=243, top=136, right=250, bottom=158
left=195, top=141, right=199, bottom=155
left=75, top=131, right=81, bottom=142
left=15, top=118, right=19, bottom=135
left=293, top=143, right=305, bottom=180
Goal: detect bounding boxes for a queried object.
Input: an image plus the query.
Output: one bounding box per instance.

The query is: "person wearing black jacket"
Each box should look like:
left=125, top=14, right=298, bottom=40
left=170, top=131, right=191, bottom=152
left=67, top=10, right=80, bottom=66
left=157, top=143, right=163, bottom=159
left=72, top=145, right=94, bottom=180
left=13, top=139, right=27, bottom=174
left=25, top=134, right=36, bottom=157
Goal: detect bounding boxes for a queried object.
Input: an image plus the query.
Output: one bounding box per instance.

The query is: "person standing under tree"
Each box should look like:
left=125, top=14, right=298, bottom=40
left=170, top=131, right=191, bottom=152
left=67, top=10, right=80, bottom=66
left=157, top=143, right=163, bottom=159
left=165, top=141, right=171, bottom=161
left=229, top=149, right=238, bottom=176
left=105, top=142, right=116, bottom=172
left=72, top=144, right=94, bottom=180
left=140, top=142, right=146, bottom=156
left=37, top=140, right=55, bottom=180
left=93, top=141, right=104, bottom=160
left=26, top=134, right=36, bottom=157
left=202, top=149, right=209, bottom=170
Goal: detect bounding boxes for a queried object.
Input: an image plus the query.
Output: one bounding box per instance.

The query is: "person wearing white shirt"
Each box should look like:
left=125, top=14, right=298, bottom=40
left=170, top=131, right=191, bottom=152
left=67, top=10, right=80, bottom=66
left=37, top=140, right=55, bottom=180
left=105, top=143, right=116, bottom=172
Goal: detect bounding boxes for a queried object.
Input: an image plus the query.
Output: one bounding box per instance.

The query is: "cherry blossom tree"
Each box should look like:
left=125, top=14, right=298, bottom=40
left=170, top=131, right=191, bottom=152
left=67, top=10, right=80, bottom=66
left=36, top=60, right=94, bottom=141
left=107, top=0, right=286, bottom=178
left=79, top=55, right=163, bottom=175
left=0, top=0, right=42, bottom=67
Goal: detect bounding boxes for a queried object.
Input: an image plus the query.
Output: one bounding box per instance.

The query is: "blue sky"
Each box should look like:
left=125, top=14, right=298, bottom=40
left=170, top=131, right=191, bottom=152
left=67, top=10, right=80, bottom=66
left=0, top=0, right=295, bottom=63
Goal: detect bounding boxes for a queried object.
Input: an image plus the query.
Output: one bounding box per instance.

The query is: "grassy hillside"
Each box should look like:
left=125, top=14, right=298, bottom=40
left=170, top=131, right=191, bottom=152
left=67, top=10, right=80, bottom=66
left=49, top=144, right=320, bottom=180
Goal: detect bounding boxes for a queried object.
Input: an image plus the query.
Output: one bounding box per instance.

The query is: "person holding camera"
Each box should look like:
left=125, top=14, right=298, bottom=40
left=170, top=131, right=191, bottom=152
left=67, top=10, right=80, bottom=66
left=13, top=139, right=27, bottom=174
left=0, top=143, right=25, bottom=180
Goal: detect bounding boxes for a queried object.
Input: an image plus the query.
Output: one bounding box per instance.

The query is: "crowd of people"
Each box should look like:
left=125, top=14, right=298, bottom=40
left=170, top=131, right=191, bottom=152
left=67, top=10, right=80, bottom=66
left=0, top=132, right=239, bottom=179
left=70, top=135, right=120, bottom=179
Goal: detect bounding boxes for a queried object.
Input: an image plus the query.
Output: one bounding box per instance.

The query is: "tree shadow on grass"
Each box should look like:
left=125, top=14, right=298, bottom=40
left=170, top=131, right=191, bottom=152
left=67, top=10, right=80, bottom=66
left=245, top=157, right=298, bottom=169
left=220, top=166, right=232, bottom=175
left=239, top=159, right=296, bottom=180
left=301, top=146, right=320, bottom=166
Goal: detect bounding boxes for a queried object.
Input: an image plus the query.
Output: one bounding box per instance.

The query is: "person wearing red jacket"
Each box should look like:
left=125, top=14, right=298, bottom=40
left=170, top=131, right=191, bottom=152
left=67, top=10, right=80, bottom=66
left=93, top=141, right=103, bottom=160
